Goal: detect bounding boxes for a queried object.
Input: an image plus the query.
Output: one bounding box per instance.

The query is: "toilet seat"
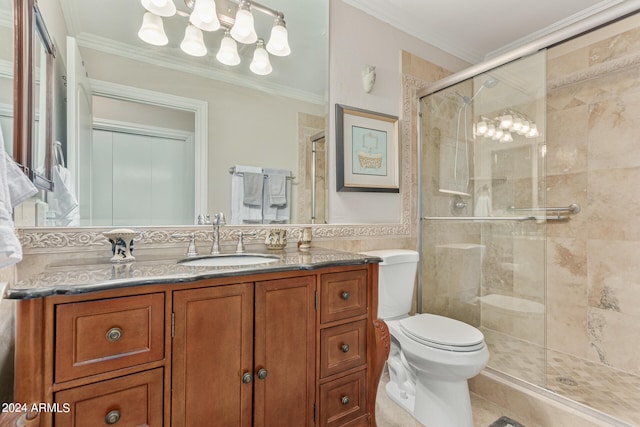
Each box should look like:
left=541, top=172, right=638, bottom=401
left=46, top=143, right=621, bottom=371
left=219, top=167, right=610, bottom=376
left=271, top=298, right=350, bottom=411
left=399, top=314, right=485, bottom=352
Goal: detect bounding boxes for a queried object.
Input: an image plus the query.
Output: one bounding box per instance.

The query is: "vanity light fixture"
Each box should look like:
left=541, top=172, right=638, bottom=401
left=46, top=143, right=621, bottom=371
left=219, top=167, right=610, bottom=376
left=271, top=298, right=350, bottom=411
left=249, top=39, right=272, bottom=75
left=138, top=12, right=169, bottom=46
left=473, top=110, right=541, bottom=142
left=216, top=31, right=241, bottom=65
left=141, top=0, right=177, bottom=17
left=180, top=24, right=208, bottom=56
left=138, top=0, right=291, bottom=75
left=230, top=0, right=257, bottom=44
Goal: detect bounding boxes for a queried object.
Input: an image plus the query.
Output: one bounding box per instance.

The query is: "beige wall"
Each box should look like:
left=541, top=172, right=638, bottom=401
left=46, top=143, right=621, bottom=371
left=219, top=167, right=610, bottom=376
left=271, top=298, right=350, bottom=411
left=546, top=14, right=640, bottom=376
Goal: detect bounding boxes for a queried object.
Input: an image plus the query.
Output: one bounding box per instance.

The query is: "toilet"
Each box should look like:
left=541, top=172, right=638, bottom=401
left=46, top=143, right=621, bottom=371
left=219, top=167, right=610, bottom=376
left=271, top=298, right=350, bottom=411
left=361, top=249, right=489, bottom=427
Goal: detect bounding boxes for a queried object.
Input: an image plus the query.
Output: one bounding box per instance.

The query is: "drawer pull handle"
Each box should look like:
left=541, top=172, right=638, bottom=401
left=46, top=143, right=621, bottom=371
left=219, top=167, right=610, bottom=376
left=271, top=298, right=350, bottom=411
left=106, top=327, right=123, bottom=343
left=257, top=368, right=268, bottom=380
left=341, top=396, right=350, bottom=406
left=105, top=410, right=121, bottom=425
left=341, top=344, right=350, bottom=353
left=242, top=372, right=253, bottom=384
left=341, top=291, right=350, bottom=300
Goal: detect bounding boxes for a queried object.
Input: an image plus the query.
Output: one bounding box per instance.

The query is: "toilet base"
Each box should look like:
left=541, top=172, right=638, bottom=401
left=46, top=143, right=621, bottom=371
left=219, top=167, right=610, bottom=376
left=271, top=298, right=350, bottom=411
left=385, top=380, right=415, bottom=414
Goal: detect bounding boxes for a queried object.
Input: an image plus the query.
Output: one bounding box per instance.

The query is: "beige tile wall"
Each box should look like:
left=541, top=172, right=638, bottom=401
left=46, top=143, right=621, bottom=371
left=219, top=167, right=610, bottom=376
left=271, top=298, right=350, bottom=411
left=546, top=14, right=640, bottom=376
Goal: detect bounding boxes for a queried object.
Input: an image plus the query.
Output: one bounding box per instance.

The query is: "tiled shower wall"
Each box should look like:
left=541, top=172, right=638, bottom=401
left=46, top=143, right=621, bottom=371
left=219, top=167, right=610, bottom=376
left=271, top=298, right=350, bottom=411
left=546, top=14, right=640, bottom=378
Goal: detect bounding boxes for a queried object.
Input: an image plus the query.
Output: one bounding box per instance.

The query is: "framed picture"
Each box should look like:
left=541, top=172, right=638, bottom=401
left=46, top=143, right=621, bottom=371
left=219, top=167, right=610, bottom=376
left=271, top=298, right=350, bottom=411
left=335, top=104, right=399, bottom=192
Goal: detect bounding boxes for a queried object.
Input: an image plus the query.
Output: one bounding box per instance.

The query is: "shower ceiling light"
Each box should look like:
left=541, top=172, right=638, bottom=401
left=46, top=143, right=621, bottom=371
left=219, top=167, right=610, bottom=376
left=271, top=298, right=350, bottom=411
left=138, top=0, right=291, bottom=72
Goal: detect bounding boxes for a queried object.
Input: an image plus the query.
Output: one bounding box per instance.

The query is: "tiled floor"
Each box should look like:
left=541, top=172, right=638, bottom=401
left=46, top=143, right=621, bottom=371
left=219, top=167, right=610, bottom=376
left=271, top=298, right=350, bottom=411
left=483, top=328, right=640, bottom=426
left=375, top=369, right=520, bottom=427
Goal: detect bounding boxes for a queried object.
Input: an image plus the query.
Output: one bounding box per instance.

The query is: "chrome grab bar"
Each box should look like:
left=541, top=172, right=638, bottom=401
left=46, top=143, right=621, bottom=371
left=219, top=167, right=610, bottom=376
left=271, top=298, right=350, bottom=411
left=508, top=203, right=581, bottom=214
left=421, top=215, right=567, bottom=221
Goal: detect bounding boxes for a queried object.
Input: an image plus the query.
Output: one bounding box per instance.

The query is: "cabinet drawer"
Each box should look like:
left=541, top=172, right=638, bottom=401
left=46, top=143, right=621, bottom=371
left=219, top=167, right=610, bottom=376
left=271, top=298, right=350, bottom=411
left=55, top=293, right=165, bottom=382
left=320, top=320, right=367, bottom=378
left=320, top=270, right=367, bottom=323
left=319, top=370, right=367, bottom=427
left=54, top=368, right=163, bottom=427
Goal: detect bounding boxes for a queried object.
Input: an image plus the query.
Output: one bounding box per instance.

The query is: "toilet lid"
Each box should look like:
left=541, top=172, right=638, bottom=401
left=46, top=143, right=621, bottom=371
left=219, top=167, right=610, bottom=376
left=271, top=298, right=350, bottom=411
left=399, top=314, right=485, bottom=352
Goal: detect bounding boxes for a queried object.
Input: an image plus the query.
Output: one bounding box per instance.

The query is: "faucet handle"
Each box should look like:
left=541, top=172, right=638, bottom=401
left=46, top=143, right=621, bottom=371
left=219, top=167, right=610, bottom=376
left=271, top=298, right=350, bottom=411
left=214, top=212, right=226, bottom=226
left=235, top=231, right=256, bottom=253
left=172, top=233, right=198, bottom=257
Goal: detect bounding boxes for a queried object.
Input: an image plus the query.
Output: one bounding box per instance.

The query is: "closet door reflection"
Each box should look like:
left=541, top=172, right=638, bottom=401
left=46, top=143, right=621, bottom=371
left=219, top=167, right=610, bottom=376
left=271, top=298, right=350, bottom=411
left=90, top=129, right=195, bottom=226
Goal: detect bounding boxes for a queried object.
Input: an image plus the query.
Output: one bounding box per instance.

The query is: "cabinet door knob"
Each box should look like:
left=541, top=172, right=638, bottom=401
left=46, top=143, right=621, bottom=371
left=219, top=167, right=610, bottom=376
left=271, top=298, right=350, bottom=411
left=341, top=344, right=350, bottom=353
left=341, top=396, right=350, bottom=406
left=106, top=327, right=123, bottom=343
left=257, top=368, right=268, bottom=380
left=242, top=372, right=253, bottom=384
left=105, top=410, right=121, bottom=425
left=341, top=291, right=350, bottom=300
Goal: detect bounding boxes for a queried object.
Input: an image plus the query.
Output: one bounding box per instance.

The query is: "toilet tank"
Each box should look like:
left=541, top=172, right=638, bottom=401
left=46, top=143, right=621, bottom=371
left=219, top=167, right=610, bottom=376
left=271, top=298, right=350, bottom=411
left=360, top=249, right=419, bottom=320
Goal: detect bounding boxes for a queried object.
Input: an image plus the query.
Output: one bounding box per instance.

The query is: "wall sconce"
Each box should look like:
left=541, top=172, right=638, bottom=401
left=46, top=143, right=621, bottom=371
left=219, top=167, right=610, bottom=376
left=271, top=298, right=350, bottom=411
left=362, top=65, right=376, bottom=93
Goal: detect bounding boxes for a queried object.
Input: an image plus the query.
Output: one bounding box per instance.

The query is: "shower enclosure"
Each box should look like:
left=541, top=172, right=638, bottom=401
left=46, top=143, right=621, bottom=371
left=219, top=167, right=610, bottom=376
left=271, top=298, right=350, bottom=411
left=419, top=11, right=640, bottom=426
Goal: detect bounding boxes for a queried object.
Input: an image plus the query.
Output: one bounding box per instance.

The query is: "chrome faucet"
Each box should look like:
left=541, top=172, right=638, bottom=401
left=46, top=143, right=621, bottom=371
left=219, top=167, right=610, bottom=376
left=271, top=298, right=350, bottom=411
left=210, top=212, right=226, bottom=254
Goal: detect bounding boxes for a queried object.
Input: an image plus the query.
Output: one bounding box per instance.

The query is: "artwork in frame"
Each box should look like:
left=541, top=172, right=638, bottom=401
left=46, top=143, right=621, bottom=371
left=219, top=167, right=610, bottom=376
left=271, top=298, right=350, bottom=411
left=335, top=104, right=399, bottom=193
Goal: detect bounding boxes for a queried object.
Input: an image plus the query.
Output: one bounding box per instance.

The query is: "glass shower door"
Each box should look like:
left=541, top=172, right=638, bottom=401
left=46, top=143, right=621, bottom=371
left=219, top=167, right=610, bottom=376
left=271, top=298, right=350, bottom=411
left=419, top=51, right=547, bottom=387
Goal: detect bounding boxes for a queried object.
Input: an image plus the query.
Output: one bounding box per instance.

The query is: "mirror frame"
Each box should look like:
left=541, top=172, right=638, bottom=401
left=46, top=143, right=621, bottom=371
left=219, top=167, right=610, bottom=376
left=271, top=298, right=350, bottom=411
left=13, top=0, right=54, bottom=190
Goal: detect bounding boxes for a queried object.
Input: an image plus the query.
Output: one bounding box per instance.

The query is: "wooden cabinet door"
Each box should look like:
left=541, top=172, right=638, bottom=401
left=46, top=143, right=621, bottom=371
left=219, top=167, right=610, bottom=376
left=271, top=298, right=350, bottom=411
left=254, top=276, right=316, bottom=427
left=171, top=283, right=253, bottom=427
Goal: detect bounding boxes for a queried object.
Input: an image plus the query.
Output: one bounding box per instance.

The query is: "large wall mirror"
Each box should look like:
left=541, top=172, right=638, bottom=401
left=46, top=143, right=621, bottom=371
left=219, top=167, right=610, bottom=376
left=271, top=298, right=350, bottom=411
left=11, top=0, right=56, bottom=191
left=29, top=0, right=328, bottom=227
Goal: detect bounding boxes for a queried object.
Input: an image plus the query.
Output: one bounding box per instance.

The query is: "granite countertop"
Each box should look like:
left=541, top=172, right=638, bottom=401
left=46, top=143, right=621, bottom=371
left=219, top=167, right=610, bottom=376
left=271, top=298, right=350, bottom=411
left=3, top=247, right=381, bottom=300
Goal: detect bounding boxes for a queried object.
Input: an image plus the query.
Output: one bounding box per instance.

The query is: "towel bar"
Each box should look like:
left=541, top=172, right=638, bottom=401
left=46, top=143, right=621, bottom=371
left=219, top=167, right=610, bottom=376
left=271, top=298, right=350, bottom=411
left=228, top=166, right=295, bottom=180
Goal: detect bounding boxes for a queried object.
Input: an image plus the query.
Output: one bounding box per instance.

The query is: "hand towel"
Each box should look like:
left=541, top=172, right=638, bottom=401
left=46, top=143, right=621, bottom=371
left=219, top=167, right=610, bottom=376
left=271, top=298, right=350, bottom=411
left=231, top=165, right=263, bottom=224
left=243, top=172, right=264, bottom=206
left=473, top=192, right=492, bottom=217
left=266, top=172, right=287, bottom=206
left=0, top=133, right=38, bottom=268
left=262, top=168, right=291, bottom=224
left=50, top=164, right=79, bottom=226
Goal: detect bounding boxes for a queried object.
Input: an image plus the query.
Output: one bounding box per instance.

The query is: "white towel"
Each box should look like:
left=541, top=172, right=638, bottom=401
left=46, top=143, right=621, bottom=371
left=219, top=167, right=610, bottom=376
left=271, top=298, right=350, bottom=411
left=266, top=172, right=287, bottom=206
left=0, top=136, right=38, bottom=268
left=231, top=165, right=263, bottom=224
left=474, top=193, right=492, bottom=217
left=262, top=168, right=291, bottom=224
left=50, top=164, right=79, bottom=226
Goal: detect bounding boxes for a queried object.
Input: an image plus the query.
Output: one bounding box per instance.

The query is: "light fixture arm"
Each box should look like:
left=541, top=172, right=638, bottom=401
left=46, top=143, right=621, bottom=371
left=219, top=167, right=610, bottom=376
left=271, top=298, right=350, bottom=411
left=183, top=0, right=283, bottom=20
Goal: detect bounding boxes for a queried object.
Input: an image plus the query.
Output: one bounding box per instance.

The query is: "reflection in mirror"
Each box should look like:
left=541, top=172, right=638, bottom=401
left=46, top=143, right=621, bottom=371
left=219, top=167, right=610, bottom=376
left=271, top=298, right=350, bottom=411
left=0, top=0, right=12, bottom=156
left=30, top=5, right=54, bottom=190
left=35, top=0, right=328, bottom=227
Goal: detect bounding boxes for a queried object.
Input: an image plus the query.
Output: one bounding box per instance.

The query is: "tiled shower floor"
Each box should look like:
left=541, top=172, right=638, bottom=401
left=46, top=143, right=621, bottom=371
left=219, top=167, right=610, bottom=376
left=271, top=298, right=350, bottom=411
left=483, top=328, right=640, bottom=426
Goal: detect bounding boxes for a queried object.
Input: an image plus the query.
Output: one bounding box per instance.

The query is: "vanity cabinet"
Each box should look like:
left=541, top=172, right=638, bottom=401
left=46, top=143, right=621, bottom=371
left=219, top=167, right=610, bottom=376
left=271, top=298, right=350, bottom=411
left=13, top=263, right=384, bottom=427
left=171, top=276, right=315, bottom=426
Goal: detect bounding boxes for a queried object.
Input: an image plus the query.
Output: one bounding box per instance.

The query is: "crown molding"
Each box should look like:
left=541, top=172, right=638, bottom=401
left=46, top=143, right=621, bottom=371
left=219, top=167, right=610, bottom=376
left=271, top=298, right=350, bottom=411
left=486, top=0, right=628, bottom=59
left=76, top=33, right=325, bottom=106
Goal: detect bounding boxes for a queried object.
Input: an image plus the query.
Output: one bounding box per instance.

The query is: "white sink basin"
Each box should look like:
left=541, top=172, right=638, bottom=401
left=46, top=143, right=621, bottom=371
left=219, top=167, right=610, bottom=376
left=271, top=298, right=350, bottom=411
left=179, top=253, right=280, bottom=267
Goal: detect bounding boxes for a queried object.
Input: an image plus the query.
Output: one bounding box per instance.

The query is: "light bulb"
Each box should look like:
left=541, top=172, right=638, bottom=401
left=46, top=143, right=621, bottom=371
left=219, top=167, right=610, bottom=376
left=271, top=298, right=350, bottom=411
left=216, top=32, right=241, bottom=66
left=190, top=0, right=220, bottom=31
left=501, top=132, right=513, bottom=143
left=526, top=124, right=539, bottom=138
left=141, top=0, right=176, bottom=17
left=180, top=24, right=207, bottom=57
left=511, top=117, right=522, bottom=132
left=266, top=16, right=291, bottom=56
left=230, top=2, right=257, bottom=44
left=486, top=124, right=496, bottom=137
left=520, top=120, right=530, bottom=135
left=476, top=120, right=488, bottom=135
left=138, top=12, right=168, bottom=46
left=499, top=114, right=513, bottom=129
left=495, top=128, right=504, bottom=140
left=250, top=40, right=272, bottom=75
